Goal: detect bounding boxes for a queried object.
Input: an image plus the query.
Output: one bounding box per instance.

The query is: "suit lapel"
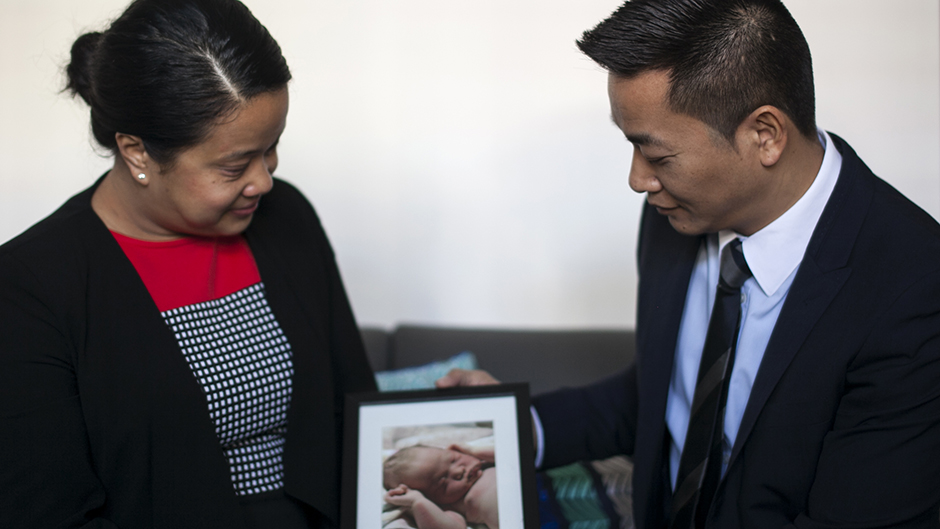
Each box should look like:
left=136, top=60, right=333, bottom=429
left=636, top=217, right=701, bottom=437
left=728, top=134, right=874, bottom=467
left=633, top=205, right=702, bottom=528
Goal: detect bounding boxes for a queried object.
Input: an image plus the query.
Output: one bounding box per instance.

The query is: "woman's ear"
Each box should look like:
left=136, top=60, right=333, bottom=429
left=741, top=105, right=789, bottom=168
left=114, top=133, right=152, bottom=183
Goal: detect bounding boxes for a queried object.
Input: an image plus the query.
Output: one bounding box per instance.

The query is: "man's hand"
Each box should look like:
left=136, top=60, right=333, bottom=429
left=435, top=368, right=500, bottom=388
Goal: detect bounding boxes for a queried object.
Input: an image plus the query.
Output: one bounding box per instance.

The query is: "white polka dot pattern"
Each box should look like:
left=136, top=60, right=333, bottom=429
left=162, top=282, right=294, bottom=496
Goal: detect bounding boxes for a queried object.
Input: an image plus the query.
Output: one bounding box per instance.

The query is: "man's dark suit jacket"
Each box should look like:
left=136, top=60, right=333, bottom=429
left=0, top=178, right=377, bottom=528
left=534, top=134, right=940, bottom=528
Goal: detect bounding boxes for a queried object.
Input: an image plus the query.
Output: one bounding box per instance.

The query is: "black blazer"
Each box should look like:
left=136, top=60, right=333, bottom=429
left=534, top=135, right=940, bottom=528
left=0, top=178, right=377, bottom=528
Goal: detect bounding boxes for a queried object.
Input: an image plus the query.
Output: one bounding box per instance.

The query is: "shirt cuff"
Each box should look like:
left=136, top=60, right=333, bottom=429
left=531, top=405, right=545, bottom=469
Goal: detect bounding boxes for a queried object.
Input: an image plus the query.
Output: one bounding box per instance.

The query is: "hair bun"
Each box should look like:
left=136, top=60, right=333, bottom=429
left=65, top=31, right=104, bottom=106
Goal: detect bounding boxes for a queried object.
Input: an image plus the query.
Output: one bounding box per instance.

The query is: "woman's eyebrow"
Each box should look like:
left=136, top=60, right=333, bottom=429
left=218, top=148, right=261, bottom=162
left=218, top=137, right=281, bottom=162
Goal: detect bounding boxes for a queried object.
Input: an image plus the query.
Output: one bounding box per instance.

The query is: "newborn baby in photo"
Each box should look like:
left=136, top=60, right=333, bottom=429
left=384, top=444, right=498, bottom=529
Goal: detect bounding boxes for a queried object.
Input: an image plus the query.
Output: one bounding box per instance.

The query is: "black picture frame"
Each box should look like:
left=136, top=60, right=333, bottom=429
left=341, top=383, right=538, bottom=529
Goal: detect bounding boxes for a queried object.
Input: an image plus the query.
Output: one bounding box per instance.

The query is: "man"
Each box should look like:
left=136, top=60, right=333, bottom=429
left=439, top=0, right=940, bottom=527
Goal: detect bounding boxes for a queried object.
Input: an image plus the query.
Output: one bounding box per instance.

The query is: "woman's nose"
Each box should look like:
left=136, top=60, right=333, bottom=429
left=244, top=160, right=274, bottom=197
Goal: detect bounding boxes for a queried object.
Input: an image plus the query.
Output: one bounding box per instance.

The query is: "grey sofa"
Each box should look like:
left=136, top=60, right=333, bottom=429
left=359, top=324, right=636, bottom=396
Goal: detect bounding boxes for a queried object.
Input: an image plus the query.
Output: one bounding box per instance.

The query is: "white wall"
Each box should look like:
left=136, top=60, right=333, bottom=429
left=1, top=0, right=937, bottom=329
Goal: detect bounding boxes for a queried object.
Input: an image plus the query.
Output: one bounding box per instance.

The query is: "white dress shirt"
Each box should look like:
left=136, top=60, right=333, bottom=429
left=664, top=129, right=843, bottom=488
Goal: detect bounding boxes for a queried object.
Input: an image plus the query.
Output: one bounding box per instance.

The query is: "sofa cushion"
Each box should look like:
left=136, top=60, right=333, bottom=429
left=374, top=351, right=478, bottom=391
left=538, top=455, right=635, bottom=529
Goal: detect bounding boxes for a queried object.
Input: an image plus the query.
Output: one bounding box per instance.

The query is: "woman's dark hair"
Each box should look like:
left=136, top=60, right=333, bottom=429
left=65, top=0, right=291, bottom=165
left=577, top=0, right=816, bottom=142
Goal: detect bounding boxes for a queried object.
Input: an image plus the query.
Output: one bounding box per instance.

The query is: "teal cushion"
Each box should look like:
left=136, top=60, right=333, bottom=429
left=375, top=351, right=478, bottom=391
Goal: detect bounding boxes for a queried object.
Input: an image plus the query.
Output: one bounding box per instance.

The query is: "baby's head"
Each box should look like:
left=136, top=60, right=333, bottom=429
left=384, top=445, right=484, bottom=505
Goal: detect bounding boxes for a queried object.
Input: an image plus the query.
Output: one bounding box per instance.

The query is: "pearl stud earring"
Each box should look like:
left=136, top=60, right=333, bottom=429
left=137, top=173, right=146, bottom=180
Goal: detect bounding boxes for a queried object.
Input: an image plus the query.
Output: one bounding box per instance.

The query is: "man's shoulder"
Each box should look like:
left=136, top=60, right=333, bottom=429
left=819, top=136, right=940, bottom=317
left=836, top=138, right=940, bottom=268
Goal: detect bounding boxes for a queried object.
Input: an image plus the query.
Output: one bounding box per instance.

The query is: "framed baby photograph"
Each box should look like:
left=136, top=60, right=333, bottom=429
left=340, top=384, right=538, bottom=529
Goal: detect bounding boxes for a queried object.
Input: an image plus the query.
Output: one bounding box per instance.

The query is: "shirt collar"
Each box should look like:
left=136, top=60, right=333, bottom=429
left=718, top=129, right=843, bottom=296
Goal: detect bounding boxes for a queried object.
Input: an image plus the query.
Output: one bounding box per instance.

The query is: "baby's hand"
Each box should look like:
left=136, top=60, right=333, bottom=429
left=384, top=484, right=427, bottom=510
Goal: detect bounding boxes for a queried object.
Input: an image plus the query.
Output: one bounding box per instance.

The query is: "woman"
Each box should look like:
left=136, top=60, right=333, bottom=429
left=0, top=0, right=375, bottom=527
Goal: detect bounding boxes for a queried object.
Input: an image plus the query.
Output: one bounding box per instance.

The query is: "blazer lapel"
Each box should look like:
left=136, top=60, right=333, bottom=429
left=244, top=207, right=342, bottom=522
left=728, top=134, right=873, bottom=467
left=76, top=196, right=246, bottom=527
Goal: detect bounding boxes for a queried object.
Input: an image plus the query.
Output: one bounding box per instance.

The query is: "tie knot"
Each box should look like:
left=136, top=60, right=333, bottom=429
left=719, top=238, right=751, bottom=290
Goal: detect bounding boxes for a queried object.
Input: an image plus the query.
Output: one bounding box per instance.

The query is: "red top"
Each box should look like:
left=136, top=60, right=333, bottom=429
left=111, top=232, right=261, bottom=312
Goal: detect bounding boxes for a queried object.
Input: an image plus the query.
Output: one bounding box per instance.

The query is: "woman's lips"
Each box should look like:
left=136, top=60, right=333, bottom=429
left=231, top=202, right=259, bottom=216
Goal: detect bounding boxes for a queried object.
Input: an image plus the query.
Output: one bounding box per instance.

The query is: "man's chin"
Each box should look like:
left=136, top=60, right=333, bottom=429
left=665, top=213, right=707, bottom=236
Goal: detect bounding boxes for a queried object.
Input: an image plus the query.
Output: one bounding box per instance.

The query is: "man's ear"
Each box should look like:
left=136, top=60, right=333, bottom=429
left=114, top=133, right=153, bottom=182
left=740, top=105, right=788, bottom=168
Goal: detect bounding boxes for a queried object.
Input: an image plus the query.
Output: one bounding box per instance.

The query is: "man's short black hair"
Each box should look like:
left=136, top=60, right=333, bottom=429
left=578, top=0, right=816, bottom=141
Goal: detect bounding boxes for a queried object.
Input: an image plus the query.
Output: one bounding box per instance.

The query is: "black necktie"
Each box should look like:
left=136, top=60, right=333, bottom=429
left=669, top=238, right=752, bottom=529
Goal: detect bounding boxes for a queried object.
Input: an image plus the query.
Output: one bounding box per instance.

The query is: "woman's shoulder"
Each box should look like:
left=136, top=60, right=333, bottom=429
left=251, top=177, right=327, bottom=239
left=0, top=184, right=103, bottom=276
left=260, top=177, right=314, bottom=211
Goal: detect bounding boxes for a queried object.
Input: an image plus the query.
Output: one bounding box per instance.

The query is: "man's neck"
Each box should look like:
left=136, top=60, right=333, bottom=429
left=739, top=131, right=825, bottom=236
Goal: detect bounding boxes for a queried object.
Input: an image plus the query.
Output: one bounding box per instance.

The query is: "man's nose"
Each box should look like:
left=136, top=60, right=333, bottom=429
left=628, top=148, right=663, bottom=194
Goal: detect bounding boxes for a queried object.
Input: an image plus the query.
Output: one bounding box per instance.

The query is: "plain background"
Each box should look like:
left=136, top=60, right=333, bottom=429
left=1, top=0, right=938, bottom=329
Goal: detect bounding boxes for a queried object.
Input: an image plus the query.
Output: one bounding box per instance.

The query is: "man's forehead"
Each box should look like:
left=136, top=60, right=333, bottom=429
left=609, top=113, right=670, bottom=148
left=607, top=71, right=678, bottom=147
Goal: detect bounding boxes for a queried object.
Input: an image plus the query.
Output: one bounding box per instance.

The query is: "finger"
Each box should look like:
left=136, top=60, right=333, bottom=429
left=435, top=368, right=500, bottom=388
left=434, top=369, right=463, bottom=388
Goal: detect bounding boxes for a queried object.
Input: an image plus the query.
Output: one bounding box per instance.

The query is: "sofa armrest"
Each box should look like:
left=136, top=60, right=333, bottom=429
left=359, top=327, right=391, bottom=372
